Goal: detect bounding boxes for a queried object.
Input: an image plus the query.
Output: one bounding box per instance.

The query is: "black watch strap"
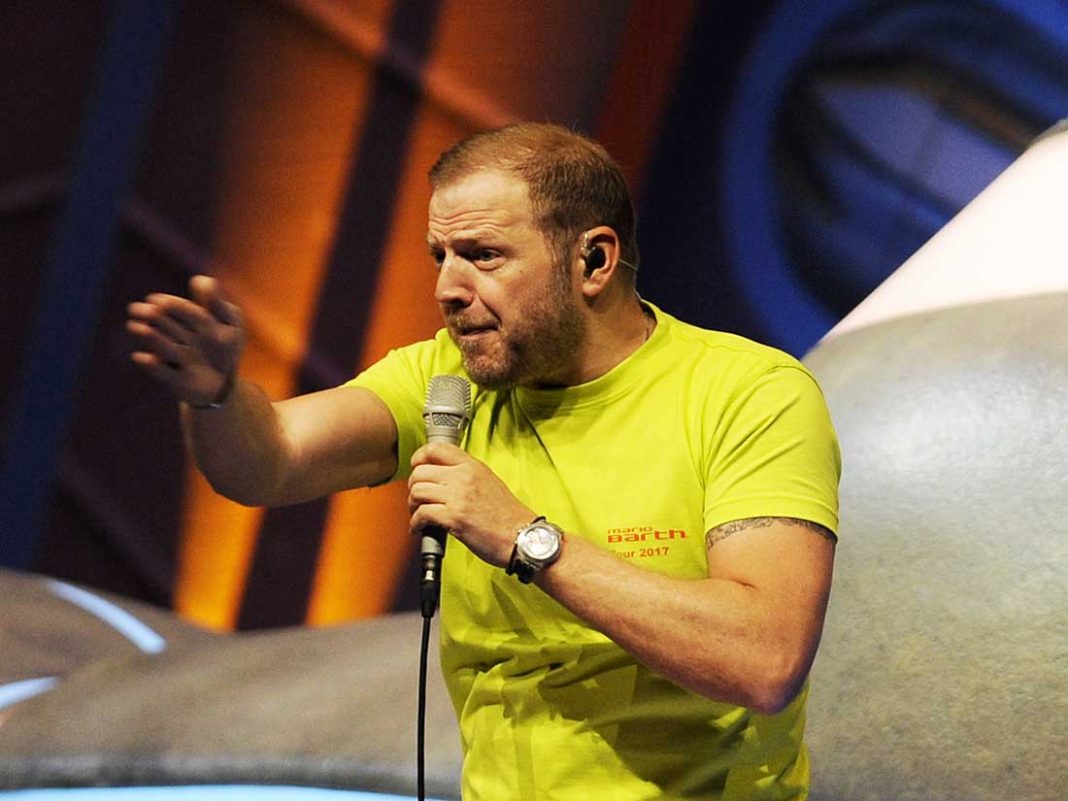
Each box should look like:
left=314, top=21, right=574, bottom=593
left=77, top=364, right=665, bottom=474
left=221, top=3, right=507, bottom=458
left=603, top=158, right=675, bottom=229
left=505, top=548, right=539, bottom=583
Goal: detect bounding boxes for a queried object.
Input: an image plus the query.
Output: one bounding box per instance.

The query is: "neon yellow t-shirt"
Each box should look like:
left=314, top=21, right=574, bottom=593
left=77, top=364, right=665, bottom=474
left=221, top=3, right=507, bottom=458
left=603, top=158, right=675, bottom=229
left=349, top=303, right=840, bottom=800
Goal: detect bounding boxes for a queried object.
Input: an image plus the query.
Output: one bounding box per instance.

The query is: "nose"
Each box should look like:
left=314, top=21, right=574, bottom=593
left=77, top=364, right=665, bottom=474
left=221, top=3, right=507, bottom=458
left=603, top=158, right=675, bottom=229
left=434, top=255, right=474, bottom=307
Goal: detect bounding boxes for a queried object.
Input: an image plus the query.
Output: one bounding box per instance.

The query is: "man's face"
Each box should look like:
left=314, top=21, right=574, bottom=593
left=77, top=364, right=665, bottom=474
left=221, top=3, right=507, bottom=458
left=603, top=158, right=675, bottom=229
left=427, top=169, right=584, bottom=389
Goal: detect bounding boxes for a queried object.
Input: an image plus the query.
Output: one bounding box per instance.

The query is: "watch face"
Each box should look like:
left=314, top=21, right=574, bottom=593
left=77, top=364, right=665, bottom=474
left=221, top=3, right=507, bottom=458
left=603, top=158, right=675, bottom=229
left=520, top=525, right=560, bottom=561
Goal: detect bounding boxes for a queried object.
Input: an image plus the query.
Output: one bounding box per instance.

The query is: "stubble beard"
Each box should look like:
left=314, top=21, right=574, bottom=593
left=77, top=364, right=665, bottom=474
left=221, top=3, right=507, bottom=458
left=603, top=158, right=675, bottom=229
left=449, top=268, right=585, bottom=390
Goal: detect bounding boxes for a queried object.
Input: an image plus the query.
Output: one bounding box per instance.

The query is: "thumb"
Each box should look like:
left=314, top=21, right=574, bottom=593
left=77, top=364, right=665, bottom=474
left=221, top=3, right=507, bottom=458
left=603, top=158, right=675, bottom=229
left=189, top=275, right=241, bottom=326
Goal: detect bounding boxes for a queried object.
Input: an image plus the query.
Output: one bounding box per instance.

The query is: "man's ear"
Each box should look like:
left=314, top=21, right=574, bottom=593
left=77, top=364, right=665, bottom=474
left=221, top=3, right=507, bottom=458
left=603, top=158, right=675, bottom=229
left=578, top=227, right=623, bottom=298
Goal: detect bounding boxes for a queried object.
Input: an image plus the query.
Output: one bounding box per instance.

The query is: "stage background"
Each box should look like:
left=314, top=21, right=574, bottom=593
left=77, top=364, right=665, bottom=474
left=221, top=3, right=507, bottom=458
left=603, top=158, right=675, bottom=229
left=2, top=0, right=1066, bottom=630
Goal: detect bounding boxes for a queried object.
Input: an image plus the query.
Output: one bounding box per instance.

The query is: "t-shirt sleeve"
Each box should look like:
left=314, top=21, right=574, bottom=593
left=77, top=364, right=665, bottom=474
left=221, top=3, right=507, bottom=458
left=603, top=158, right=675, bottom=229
left=703, top=364, right=841, bottom=536
left=344, top=331, right=465, bottom=482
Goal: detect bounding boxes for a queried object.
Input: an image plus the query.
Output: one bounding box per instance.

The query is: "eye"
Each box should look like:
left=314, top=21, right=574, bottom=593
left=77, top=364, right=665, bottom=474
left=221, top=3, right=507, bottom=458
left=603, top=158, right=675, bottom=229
left=429, top=248, right=445, bottom=268
left=471, top=249, right=502, bottom=267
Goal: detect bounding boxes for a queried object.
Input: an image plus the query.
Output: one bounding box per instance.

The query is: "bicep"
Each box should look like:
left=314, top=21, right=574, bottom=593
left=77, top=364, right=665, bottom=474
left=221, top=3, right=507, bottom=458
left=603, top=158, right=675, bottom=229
left=272, top=386, right=399, bottom=501
left=705, top=517, right=836, bottom=640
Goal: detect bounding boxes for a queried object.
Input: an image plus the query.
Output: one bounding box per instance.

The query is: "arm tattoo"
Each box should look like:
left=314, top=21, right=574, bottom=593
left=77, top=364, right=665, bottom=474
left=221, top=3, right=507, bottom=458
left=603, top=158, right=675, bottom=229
left=705, top=517, right=837, bottom=550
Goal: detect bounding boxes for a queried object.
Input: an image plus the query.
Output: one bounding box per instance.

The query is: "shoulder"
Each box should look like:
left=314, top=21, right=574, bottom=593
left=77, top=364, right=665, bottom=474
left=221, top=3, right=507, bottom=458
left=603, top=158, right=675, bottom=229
left=651, top=305, right=820, bottom=394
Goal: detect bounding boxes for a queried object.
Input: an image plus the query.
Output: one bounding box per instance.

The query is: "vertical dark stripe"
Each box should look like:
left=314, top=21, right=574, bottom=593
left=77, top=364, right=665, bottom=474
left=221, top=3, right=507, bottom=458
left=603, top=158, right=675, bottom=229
left=237, top=1, right=444, bottom=629
left=637, top=0, right=777, bottom=343
left=0, top=0, right=177, bottom=568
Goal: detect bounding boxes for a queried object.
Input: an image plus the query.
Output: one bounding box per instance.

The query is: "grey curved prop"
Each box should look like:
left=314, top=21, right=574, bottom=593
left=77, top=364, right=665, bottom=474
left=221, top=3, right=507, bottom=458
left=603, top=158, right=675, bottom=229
left=0, top=570, right=463, bottom=798
left=804, top=292, right=1067, bottom=801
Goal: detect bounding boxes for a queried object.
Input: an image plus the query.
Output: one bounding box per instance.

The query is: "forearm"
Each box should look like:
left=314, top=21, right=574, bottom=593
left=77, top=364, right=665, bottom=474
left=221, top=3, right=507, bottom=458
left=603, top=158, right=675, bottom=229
left=535, top=535, right=825, bottom=713
left=180, top=377, right=291, bottom=506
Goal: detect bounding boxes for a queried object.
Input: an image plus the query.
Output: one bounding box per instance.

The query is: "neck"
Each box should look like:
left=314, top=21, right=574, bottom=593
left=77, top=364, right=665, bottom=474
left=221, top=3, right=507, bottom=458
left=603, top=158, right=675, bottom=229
left=551, top=292, right=652, bottom=388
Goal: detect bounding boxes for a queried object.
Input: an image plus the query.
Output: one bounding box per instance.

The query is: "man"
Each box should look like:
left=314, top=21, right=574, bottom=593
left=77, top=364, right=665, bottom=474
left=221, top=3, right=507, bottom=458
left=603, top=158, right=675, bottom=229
left=127, top=123, right=840, bottom=799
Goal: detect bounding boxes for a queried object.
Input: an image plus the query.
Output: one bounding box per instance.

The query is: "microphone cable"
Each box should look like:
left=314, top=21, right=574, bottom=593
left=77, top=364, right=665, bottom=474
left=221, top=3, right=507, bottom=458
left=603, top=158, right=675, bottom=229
left=417, top=609, right=432, bottom=801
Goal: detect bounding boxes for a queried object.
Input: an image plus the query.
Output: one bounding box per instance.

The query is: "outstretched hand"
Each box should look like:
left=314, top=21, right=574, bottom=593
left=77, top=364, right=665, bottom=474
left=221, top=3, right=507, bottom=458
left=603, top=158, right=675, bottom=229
left=127, top=275, right=245, bottom=407
left=408, top=442, right=535, bottom=568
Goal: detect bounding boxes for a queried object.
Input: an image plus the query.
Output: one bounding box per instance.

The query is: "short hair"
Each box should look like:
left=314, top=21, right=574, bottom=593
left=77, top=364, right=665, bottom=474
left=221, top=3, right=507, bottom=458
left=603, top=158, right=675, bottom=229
left=429, top=123, right=639, bottom=272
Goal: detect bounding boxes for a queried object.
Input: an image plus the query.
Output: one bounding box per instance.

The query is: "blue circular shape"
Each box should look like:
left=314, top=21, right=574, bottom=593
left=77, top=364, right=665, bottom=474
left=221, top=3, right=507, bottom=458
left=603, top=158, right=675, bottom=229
left=718, top=0, right=1068, bottom=354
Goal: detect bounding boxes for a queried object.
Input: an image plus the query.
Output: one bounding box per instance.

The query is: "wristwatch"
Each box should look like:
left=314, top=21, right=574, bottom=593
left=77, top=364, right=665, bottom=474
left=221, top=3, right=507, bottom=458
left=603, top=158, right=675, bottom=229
left=506, top=516, right=564, bottom=583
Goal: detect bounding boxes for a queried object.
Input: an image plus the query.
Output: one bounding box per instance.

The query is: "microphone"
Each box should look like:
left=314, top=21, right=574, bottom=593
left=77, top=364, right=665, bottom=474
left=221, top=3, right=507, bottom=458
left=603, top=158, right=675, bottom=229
left=420, top=375, right=472, bottom=618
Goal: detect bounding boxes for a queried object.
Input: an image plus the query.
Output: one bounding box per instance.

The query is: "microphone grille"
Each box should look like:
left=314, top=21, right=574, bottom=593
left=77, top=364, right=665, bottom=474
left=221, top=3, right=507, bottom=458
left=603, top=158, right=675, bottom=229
left=424, top=374, right=472, bottom=428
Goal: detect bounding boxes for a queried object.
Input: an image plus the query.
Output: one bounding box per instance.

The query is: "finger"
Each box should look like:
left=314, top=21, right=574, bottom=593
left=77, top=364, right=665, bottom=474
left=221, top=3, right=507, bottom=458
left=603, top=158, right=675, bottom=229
left=130, top=351, right=189, bottom=391
left=128, top=300, right=204, bottom=348
left=407, top=462, right=453, bottom=486
left=127, top=316, right=184, bottom=349
left=127, top=300, right=164, bottom=322
left=134, top=307, right=198, bottom=345
left=126, top=320, right=192, bottom=366
left=145, top=292, right=218, bottom=335
left=409, top=504, right=451, bottom=537
left=407, top=479, right=448, bottom=512
left=411, top=441, right=468, bottom=468
left=189, top=275, right=242, bottom=327
left=128, top=294, right=185, bottom=316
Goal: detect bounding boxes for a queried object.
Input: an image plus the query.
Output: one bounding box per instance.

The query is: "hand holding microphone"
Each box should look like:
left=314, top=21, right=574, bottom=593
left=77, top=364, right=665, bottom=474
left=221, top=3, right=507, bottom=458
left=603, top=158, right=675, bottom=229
left=411, top=375, right=539, bottom=613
